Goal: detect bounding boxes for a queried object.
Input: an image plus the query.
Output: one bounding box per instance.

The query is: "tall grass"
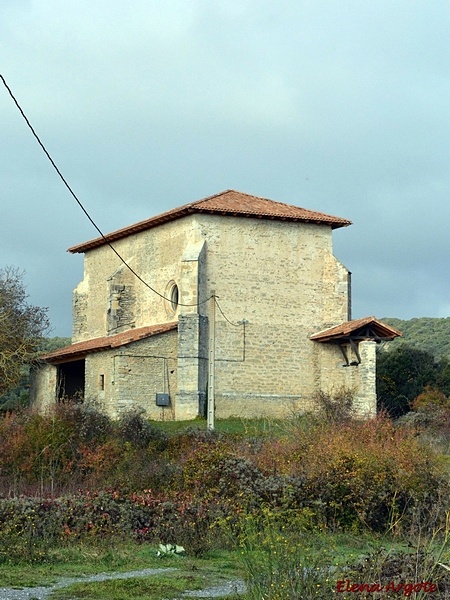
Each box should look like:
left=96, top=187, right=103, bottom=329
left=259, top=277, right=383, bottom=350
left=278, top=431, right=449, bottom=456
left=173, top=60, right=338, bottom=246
left=233, top=509, right=339, bottom=599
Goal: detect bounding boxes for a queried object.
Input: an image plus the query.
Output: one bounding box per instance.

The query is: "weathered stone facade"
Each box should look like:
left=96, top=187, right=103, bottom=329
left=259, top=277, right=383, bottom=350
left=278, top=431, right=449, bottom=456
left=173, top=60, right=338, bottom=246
left=31, top=190, right=400, bottom=419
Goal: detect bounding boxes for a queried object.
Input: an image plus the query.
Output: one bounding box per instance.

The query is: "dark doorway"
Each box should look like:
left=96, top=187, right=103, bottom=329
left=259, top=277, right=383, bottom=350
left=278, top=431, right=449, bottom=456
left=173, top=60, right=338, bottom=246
left=57, top=360, right=85, bottom=401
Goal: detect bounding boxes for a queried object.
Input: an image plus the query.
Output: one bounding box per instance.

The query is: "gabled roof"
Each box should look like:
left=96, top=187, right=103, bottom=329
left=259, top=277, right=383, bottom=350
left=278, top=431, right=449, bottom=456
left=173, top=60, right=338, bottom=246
left=41, top=322, right=178, bottom=364
left=68, top=189, right=352, bottom=254
left=310, top=316, right=402, bottom=343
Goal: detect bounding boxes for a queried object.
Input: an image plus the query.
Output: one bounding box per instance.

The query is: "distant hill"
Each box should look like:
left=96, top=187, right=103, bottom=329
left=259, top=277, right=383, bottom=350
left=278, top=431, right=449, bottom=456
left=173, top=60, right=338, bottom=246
left=381, top=317, right=450, bottom=359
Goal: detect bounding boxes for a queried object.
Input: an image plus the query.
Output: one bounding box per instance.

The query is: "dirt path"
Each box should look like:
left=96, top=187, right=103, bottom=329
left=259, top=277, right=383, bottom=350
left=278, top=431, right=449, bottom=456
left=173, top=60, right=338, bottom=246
left=0, top=568, right=245, bottom=600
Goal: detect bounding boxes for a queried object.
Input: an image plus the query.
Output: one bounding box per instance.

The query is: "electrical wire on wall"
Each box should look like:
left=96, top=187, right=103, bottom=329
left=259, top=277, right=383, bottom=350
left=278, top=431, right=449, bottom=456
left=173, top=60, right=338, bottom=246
left=214, top=297, right=247, bottom=362
left=112, top=353, right=176, bottom=420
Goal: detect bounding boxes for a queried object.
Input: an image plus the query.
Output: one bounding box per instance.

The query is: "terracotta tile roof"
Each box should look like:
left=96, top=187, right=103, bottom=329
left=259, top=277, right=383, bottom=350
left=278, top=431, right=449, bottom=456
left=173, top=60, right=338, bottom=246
left=68, top=190, right=352, bottom=253
left=310, top=316, right=402, bottom=343
left=41, top=322, right=178, bottom=364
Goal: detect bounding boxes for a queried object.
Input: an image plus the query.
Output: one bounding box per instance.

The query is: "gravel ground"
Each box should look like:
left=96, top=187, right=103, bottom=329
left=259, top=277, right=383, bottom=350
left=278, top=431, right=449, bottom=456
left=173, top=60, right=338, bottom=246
left=0, top=568, right=246, bottom=600
left=182, top=579, right=246, bottom=597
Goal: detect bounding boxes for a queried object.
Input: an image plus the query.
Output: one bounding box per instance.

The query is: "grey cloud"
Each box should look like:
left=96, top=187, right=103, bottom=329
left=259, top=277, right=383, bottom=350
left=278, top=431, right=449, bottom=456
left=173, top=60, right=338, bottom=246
left=1, top=1, right=450, bottom=334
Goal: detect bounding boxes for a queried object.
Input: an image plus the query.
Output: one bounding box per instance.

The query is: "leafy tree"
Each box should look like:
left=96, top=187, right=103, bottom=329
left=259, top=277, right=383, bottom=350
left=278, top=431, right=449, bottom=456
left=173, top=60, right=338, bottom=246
left=0, top=267, right=50, bottom=396
left=376, top=345, right=438, bottom=417
left=436, top=355, right=450, bottom=398
left=42, top=336, right=71, bottom=353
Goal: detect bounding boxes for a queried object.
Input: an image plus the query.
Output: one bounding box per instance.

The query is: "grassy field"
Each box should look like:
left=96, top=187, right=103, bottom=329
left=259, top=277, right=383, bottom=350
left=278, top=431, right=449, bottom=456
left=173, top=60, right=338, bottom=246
left=49, top=571, right=229, bottom=600
left=147, top=416, right=289, bottom=436
left=0, top=544, right=242, bottom=599
left=0, top=532, right=425, bottom=599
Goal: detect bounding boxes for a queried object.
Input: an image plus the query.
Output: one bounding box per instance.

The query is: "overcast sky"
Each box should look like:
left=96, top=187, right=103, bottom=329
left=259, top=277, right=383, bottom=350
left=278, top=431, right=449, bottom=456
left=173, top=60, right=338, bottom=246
left=2, top=1, right=450, bottom=336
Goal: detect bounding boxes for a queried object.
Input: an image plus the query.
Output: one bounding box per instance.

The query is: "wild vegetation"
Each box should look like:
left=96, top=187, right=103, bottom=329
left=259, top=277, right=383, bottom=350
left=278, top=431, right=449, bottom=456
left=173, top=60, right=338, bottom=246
left=374, top=317, right=450, bottom=420
left=0, top=396, right=450, bottom=598
left=376, top=344, right=450, bottom=417
left=377, top=317, right=450, bottom=417
left=2, top=311, right=450, bottom=596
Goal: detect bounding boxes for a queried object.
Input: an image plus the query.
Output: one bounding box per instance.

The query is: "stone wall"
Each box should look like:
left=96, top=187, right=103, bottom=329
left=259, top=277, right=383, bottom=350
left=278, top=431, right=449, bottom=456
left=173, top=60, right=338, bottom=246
left=72, top=276, right=89, bottom=341
left=71, top=216, right=205, bottom=343
left=192, top=214, right=353, bottom=418
left=84, top=330, right=178, bottom=419
left=316, top=340, right=377, bottom=417
left=106, top=264, right=136, bottom=334
left=177, top=313, right=208, bottom=419
left=29, top=363, right=58, bottom=412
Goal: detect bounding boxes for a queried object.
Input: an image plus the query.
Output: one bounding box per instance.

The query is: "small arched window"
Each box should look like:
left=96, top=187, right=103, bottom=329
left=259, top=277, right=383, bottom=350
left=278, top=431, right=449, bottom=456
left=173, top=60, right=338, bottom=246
left=165, top=280, right=179, bottom=315
left=170, top=283, right=179, bottom=312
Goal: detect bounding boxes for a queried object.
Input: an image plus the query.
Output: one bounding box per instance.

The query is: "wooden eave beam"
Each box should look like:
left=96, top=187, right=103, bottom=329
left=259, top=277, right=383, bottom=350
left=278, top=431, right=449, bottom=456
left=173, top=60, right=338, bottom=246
left=349, top=339, right=361, bottom=364
left=46, top=353, right=88, bottom=365
left=338, top=343, right=350, bottom=366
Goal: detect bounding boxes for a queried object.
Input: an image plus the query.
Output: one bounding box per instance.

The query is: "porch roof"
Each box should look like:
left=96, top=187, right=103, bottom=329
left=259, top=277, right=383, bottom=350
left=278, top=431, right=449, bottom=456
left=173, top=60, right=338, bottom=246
left=310, top=316, right=402, bottom=343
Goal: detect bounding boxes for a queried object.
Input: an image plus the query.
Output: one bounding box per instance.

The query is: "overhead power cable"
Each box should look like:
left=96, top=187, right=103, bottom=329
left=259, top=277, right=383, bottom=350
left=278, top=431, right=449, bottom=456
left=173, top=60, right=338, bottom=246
left=1, top=75, right=246, bottom=329
left=0, top=73, right=212, bottom=308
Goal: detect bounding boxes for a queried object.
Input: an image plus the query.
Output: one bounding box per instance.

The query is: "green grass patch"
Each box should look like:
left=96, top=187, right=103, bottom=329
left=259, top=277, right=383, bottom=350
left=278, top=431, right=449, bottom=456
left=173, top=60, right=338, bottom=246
left=0, top=542, right=182, bottom=587
left=0, top=531, right=442, bottom=600
left=49, top=572, right=207, bottom=600
left=148, top=416, right=292, bottom=437
left=0, top=543, right=239, bottom=589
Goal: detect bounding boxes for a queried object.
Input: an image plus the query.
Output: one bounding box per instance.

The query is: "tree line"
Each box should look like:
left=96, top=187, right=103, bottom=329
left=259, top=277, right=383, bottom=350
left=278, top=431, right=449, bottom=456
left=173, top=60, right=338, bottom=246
left=376, top=345, right=450, bottom=417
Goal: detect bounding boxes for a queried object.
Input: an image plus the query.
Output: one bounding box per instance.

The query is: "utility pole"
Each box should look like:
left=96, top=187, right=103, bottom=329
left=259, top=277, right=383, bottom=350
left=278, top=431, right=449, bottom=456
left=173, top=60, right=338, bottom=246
left=207, top=291, right=215, bottom=431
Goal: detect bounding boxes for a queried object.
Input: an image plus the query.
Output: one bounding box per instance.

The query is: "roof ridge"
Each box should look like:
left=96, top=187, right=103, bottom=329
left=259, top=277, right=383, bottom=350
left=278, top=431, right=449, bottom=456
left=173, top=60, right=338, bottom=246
left=68, top=190, right=351, bottom=254
left=183, top=189, right=235, bottom=209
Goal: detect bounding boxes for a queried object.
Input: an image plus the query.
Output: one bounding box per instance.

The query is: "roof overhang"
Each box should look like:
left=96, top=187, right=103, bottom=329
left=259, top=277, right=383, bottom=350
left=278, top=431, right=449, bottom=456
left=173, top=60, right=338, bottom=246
left=310, top=317, right=402, bottom=366
left=41, top=322, right=178, bottom=364
left=311, top=316, right=402, bottom=343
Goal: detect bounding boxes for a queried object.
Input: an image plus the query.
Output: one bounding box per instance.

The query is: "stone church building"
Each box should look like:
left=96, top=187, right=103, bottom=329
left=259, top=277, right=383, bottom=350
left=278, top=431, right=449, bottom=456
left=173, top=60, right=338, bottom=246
left=30, top=190, right=400, bottom=420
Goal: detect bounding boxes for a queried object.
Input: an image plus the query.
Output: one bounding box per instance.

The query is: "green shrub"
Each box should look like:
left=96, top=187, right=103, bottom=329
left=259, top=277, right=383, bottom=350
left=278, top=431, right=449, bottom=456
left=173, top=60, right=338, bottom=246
left=412, top=387, right=449, bottom=411
left=0, top=496, right=61, bottom=563
left=131, top=490, right=229, bottom=556
left=345, top=541, right=450, bottom=599
left=0, top=489, right=234, bottom=562
left=0, top=407, right=446, bottom=541
left=407, top=388, right=450, bottom=441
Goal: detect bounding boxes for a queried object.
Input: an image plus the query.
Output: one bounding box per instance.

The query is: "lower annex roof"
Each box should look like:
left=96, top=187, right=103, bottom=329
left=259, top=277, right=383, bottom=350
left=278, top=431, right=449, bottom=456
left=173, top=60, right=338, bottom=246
left=41, top=322, right=178, bottom=364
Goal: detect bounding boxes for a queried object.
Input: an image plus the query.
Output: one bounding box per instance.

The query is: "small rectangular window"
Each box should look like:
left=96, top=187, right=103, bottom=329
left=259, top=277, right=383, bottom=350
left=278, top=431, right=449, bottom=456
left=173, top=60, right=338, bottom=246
left=99, top=374, right=105, bottom=391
